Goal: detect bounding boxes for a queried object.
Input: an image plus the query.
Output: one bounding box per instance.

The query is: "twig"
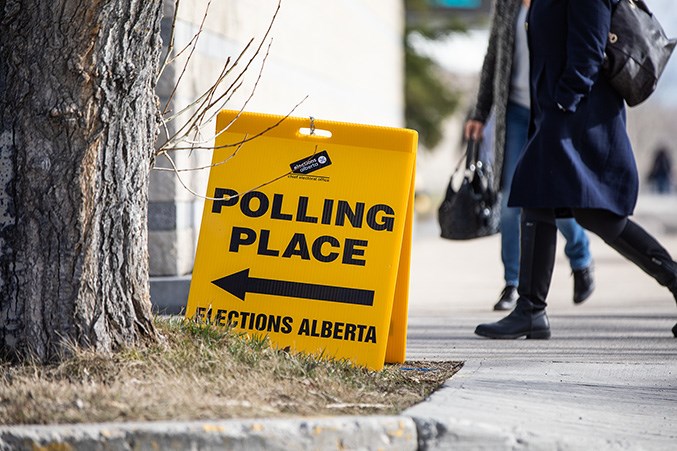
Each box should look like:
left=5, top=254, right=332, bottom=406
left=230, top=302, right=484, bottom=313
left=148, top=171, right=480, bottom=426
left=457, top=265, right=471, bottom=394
left=154, top=0, right=295, bottom=203
left=161, top=56, right=233, bottom=124
left=162, top=0, right=213, bottom=115
left=156, top=0, right=181, bottom=82
left=154, top=134, right=249, bottom=173
left=158, top=0, right=281, bottom=152
left=175, top=38, right=274, bottom=148
left=158, top=145, right=293, bottom=203
left=167, top=94, right=307, bottom=152
left=157, top=39, right=253, bottom=151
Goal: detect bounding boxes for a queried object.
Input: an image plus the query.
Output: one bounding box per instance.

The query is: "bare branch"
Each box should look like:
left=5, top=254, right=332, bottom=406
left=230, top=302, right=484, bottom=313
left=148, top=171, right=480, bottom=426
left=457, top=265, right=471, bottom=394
left=158, top=0, right=282, bottom=152
left=223, top=145, right=320, bottom=203
left=161, top=56, right=231, bottom=124
left=154, top=134, right=248, bottom=173
left=157, top=139, right=297, bottom=203
left=161, top=0, right=213, bottom=115
left=171, top=38, right=273, bottom=149
left=156, top=0, right=181, bottom=82
left=155, top=0, right=299, bottom=203
left=199, top=39, right=274, bottom=141
left=166, top=94, right=308, bottom=152
left=157, top=38, right=254, bottom=151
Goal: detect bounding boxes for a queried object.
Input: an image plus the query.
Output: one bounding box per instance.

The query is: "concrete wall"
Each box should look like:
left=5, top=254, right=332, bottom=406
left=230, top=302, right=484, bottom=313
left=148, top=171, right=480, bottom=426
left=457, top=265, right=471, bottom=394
left=151, top=0, right=406, bottom=276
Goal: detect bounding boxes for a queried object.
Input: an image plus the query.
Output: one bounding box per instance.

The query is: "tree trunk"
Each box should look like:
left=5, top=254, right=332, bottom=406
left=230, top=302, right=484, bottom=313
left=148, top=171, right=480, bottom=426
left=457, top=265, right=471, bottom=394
left=0, top=0, right=163, bottom=362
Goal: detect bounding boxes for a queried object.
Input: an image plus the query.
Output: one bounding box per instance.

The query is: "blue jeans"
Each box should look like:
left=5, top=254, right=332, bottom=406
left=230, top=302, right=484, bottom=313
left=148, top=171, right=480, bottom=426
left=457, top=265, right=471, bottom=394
left=500, top=102, right=592, bottom=286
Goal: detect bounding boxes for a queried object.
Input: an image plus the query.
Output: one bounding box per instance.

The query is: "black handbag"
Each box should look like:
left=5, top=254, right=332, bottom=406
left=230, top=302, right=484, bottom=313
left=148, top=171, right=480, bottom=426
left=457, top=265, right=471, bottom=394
left=603, top=0, right=677, bottom=107
left=438, top=139, right=501, bottom=240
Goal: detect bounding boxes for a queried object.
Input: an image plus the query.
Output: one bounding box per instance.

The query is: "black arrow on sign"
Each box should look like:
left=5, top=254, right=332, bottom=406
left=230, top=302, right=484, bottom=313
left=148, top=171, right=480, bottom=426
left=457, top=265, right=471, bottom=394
left=211, top=268, right=374, bottom=306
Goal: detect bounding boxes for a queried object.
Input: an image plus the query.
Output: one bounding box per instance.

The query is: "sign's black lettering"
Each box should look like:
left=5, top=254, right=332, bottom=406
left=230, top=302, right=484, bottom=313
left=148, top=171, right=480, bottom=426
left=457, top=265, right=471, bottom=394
left=367, top=204, right=395, bottom=232
left=297, top=318, right=377, bottom=343
left=228, top=310, right=239, bottom=325
left=212, top=188, right=394, bottom=233
left=296, top=196, right=318, bottom=223
left=343, top=239, right=367, bottom=266
left=321, top=199, right=334, bottom=225
left=228, top=227, right=368, bottom=266
left=335, top=200, right=364, bottom=228
left=214, top=309, right=227, bottom=325
left=311, top=236, right=340, bottom=263
left=198, top=307, right=294, bottom=334
left=271, top=193, right=293, bottom=221
left=211, top=188, right=238, bottom=213
left=257, top=229, right=279, bottom=256
left=282, top=233, right=311, bottom=260
left=229, top=226, right=256, bottom=252
left=241, top=191, right=268, bottom=218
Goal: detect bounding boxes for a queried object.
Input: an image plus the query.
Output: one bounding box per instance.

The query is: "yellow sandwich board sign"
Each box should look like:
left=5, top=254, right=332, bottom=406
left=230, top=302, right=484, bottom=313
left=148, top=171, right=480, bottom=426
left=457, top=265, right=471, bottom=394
left=186, top=110, right=417, bottom=370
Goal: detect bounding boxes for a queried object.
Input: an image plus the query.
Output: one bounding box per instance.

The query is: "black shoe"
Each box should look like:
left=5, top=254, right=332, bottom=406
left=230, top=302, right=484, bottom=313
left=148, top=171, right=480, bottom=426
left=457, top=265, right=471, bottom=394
left=493, top=285, right=518, bottom=311
left=673, top=323, right=677, bottom=338
left=476, top=298, right=551, bottom=339
left=573, top=266, right=595, bottom=304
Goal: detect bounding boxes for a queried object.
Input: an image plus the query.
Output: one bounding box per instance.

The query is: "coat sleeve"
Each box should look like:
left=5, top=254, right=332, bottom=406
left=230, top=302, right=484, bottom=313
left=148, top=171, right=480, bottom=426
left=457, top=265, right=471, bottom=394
left=471, top=4, right=501, bottom=122
left=554, top=0, right=612, bottom=112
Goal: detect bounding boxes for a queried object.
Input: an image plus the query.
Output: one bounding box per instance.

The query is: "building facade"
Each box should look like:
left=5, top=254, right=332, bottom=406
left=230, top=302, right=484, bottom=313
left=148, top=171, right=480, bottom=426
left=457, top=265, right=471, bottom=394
left=151, top=1, right=406, bottom=291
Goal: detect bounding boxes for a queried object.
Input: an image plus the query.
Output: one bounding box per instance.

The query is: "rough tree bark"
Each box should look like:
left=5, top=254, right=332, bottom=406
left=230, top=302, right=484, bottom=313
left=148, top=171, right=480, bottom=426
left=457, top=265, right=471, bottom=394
left=0, top=0, right=163, bottom=362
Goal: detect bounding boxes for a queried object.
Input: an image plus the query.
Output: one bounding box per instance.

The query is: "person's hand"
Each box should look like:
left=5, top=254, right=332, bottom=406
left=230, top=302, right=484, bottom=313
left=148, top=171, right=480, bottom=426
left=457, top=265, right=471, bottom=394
left=464, top=119, right=484, bottom=142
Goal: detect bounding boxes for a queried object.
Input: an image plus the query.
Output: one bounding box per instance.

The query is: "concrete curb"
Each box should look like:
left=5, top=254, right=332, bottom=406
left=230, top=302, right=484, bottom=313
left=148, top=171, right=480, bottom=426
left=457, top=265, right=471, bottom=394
left=412, top=417, right=519, bottom=451
left=0, top=416, right=419, bottom=451
left=411, top=415, right=625, bottom=451
left=0, top=414, right=601, bottom=451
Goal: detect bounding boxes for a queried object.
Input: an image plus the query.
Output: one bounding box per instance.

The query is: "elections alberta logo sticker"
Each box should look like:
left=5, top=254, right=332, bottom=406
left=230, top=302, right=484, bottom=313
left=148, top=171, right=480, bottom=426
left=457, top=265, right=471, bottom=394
left=289, top=150, right=332, bottom=179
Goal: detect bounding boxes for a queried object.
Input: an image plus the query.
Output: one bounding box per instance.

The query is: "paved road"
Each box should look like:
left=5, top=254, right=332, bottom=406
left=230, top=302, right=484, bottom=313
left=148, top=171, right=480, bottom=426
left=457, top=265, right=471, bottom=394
left=404, top=216, right=677, bottom=449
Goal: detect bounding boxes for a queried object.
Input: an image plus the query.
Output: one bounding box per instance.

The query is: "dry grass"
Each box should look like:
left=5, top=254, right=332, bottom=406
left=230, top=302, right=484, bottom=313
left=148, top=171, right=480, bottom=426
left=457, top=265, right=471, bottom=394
left=0, top=317, right=461, bottom=425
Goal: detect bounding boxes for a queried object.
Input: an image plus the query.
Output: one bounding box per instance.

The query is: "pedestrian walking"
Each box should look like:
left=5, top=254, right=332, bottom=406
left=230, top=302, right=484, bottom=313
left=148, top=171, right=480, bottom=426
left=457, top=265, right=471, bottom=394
left=646, top=146, right=673, bottom=194
left=465, top=0, right=595, bottom=312
left=475, top=0, right=677, bottom=339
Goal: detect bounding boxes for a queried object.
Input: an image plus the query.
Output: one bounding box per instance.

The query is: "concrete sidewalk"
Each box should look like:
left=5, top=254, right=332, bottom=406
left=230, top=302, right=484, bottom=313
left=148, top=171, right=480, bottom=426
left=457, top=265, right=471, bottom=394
left=2, top=199, right=677, bottom=450
left=403, top=223, right=677, bottom=450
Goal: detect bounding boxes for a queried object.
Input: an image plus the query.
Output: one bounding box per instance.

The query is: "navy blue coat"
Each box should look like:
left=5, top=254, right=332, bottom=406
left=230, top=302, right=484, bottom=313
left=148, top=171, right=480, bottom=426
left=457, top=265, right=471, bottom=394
left=508, top=0, right=638, bottom=216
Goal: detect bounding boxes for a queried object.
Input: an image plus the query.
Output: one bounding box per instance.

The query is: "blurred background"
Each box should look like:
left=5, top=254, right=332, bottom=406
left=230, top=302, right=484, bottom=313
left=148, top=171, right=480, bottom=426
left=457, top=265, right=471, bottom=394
left=410, top=0, right=677, bottom=228
left=150, top=0, right=677, bottom=287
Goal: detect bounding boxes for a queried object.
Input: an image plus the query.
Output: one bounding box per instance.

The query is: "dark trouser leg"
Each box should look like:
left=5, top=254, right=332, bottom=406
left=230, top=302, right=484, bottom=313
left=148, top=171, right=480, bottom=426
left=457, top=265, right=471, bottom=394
left=572, top=209, right=677, bottom=299
left=573, top=209, right=677, bottom=337
left=475, top=208, right=556, bottom=339
left=611, top=222, right=677, bottom=295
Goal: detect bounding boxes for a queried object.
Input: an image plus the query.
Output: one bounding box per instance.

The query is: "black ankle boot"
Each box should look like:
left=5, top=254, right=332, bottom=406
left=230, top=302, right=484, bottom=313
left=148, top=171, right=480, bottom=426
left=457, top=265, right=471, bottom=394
left=476, top=212, right=557, bottom=339
left=475, top=298, right=551, bottom=339
left=493, top=285, right=518, bottom=311
left=573, top=266, right=595, bottom=304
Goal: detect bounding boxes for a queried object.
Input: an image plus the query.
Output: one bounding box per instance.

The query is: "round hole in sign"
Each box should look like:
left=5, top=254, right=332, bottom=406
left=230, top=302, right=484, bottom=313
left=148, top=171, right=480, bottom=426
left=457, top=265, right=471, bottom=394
left=609, top=33, right=618, bottom=44
left=299, top=127, right=332, bottom=138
